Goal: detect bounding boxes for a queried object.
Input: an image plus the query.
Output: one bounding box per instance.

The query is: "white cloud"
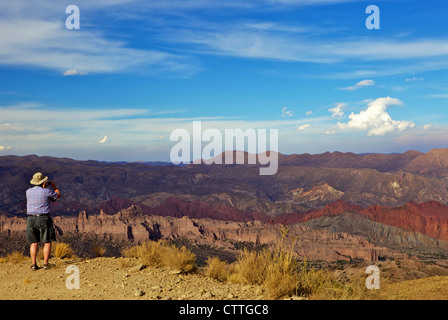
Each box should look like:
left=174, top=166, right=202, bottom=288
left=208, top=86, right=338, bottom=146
left=0, top=101, right=335, bottom=160
left=64, top=69, right=88, bottom=76
left=323, top=129, right=337, bottom=135
left=172, top=20, right=448, bottom=69
left=297, top=124, right=311, bottom=131
left=98, top=136, right=109, bottom=144
left=357, top=79, right=375, bottom=87
left=428, top=94, right=448, bottom=99
left=328, top=103, right=345, bottom=118
left=336, top=97, right=416, bottom=136
left=3, top=1, right=448, bottom=79
left=405, top=77, right=424, bottom=82
left=305, top=110, right=313, bottom=116
left=282, top=107, right=294, bottom=118
left=340, top=79, right=375, bottom=91
left=0, top=18, right=198, bottom=76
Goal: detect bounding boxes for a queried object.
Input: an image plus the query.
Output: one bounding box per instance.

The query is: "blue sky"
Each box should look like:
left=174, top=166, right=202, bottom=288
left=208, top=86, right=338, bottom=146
left=0, top=0, right=448, bottom=161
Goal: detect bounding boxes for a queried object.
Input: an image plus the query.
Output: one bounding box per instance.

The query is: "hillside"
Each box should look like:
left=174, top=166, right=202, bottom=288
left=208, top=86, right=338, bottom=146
left=3, top=150, right=448, bottom=264
left=301, top=212, right=448, bottom=259
left=278, top=150, right=423, bottom=172
left=0, top=206, right=406, bottom=262
left=1, top=149, right=448, bottom=217
left=274, top=200, right=448, bottom=243
left=405, top=148, right=448, bottom=175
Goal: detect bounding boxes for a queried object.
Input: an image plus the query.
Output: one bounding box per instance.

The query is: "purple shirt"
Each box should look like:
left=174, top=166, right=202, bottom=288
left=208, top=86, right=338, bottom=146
left=26, top=186, right=58, bottom=215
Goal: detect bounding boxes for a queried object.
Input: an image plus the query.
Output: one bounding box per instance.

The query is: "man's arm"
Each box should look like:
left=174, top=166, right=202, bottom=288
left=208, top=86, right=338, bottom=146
left=51, top=181, right=62, bottom=199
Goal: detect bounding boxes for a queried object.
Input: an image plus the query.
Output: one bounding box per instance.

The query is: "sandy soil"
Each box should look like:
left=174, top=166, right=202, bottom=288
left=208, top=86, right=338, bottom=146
left=0, top=257, right=267, bottom=300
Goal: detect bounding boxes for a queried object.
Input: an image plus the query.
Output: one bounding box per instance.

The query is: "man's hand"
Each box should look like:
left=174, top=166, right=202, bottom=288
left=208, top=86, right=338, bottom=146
left=51, top=181, right=62, bottom=199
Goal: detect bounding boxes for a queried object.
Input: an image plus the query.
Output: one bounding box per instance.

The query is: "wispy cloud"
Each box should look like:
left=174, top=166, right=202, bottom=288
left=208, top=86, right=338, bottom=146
left=0, top=101, right=331, bottom=159
left=328, top=103, right=345, bottom=118
left=297, top=123, right=311, bottom=131
left=405, top=77, right=424, bottom=82
left=340, top=79, right=375, bottom=91
left=0, top=11, right=198, bottom=76
left=64, top=69, right=88, bottom=76
left=428, top=94, right=448, bottom=99
left=98, top=136, right=109, bottom=144
left=172, top=21, right=448, bottom=62
left=3, top=1, right=448, bottom=79
left=282, top=107, right=294, bottom=118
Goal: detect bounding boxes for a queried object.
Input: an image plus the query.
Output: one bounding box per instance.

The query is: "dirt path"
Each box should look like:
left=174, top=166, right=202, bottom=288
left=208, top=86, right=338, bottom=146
left=0, top=257, right=267, bottom=300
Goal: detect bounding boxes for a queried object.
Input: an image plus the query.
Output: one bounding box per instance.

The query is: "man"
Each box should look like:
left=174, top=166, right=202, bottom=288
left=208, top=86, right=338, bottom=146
left=26, top=172, right=61, bottom=270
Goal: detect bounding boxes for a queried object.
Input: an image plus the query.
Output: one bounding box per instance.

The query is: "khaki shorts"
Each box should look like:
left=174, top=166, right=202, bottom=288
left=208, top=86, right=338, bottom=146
left=26, top=215, right=56, bottom=244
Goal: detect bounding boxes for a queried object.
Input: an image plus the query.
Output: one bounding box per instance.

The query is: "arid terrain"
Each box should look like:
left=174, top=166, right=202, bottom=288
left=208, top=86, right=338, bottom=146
left=3, top=150, right=448, bottom=300
left=0, top=257, right=264, bottom=300
left=2, top=255, right=448, bottom=300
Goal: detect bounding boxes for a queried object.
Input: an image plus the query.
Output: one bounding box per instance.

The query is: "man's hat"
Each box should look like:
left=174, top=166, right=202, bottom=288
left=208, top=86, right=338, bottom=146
left=30, top=172, right=48, bottom=185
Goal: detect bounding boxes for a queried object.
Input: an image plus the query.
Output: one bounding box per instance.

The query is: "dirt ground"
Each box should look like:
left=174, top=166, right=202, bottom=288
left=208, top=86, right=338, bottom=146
left=378, top=276, right=448, bottom=300
left=2, top=256, right=448, bottom=300
left=0, top=256, right=266, bottom=300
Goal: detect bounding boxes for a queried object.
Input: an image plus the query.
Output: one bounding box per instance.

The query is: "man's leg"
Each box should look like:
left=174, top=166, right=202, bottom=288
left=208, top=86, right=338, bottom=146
left=43, top=242, right=51, bottom=265
left=30, top=242, right=38, bottom=266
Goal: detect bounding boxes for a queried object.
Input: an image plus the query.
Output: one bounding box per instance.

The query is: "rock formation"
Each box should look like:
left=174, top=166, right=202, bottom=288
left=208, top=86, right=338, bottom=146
left=0, top=205, right=405, bottom=262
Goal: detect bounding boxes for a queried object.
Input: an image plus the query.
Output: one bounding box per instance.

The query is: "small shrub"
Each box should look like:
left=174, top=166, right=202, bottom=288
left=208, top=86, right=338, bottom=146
left=5, top=251, right=27, bottom=264
left=307, top=269, right=371, bottom=300
left=205, top=256, right=229, bottom=282
left=162, top=244, right=196, bottom=273
left=53, top=242, right=74, bottom=259
left=121, top=245, right=139, bottom=259
left=228, top=249, right=270, bottom=285
left=220, top=245, right=370, bottom=299
left=122, top=240, right=196, bottom=273
left=134, top=241, right=164, bottom=267
left=264, top=269, right=297, bottom=299
left=263, top=249, right=299, bottom=299
left=93, top=245, right=106, bottom=257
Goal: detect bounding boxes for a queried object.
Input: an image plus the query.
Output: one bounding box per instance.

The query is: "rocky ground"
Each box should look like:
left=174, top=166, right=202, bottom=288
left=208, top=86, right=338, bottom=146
left=2, top=254, right=448, bottom=300
left=0, top=256, right=267, bottom=300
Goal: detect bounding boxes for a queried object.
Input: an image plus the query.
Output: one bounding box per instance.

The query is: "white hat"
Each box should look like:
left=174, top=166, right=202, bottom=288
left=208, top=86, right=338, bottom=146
left=30, top=172, right=48, bottom=185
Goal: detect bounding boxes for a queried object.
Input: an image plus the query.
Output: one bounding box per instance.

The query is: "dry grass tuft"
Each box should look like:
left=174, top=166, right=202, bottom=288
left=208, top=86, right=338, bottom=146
left=225, top=247, right=299, bottom=298
left=122, top=240, right=196, bottom=273
left=36, top=242, right=74, bottom=260
left=93, top=245, right=106, bottom=257
left=162, top=243, right=196, bottom=273
left=204, top=256, right=230, bottom=282
left=263, top=249, right=299, bottom=299
left=227, top=249, right=270, bottom=285
left=204, top=225, right=373, bottom=300
left=2, top=251, right=27, bottom=264
left=53, top=242, right=74, bottom=259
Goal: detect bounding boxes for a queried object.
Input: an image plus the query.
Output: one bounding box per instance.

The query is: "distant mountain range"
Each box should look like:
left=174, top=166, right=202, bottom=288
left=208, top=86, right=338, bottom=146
left=2, top=148, right=448, bottom=215
left=3, top=149, right=448, bottom=260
